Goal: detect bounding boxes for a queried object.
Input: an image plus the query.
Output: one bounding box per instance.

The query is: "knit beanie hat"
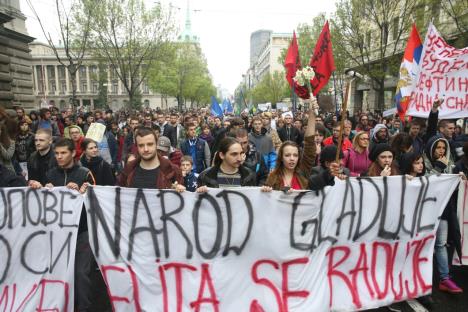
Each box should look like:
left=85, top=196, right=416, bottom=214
left=369, top=143, right=393, bottom=162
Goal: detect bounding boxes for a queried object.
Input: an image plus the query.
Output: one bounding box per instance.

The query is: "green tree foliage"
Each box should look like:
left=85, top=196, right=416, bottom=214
left=250, top=71, right=289, bottom=105
left=332, top=0, right=416, bottom=110
left=148, top=43, right=215, bottom=110
left=85, top=0, right=176, bottom=109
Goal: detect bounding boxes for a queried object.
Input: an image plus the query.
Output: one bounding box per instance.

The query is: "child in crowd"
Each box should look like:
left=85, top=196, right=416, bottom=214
left=181, top=155, right=198, bottom=192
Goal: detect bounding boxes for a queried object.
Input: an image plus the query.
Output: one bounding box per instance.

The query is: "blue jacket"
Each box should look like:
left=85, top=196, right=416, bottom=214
left=180, top=138, right=209, bottom=174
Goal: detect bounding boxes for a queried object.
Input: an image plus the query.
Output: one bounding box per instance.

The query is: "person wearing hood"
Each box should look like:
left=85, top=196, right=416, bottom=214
left=80, top=138, right=115, bottom=186
left=67, top=125, right=85, bottom=161
left=361, top=143, right=399, bottom=177
left=423, top=134, right=462, bottom=294
left=309, top=145, right=348, bottom=190
left=248, top=116, right=277, bottom=171
left=370, top=123, right=389, bottom=148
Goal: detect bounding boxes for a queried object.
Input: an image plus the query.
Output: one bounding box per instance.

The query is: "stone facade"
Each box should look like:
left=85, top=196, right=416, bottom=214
left=0, top=0, right=35, bottom=110
left=30, top=42, right=178, bottom=111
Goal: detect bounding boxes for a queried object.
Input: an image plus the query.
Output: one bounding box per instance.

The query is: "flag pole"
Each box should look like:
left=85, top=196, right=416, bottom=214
left=332, top=72, right=338, bottom=116
left=335, top=78, right=350, bottom=163
left=292, top=83, right=296, bottom=112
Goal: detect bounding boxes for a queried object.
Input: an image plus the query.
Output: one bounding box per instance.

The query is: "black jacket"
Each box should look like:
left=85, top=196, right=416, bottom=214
left=46, top=163, right=95, bottom=234
left=80, top=156, right=115, bottom=186
left=27, top=149, right=57, bottom=185
left=198, top=165, right=256, bottom=188
left=278, top=126, right=301, bottom=145
left=243, top=143, right=268, bottom=186
left=0, top=164, right=26, bottom=187
left=309, top=165, right=350, bottom=191
left=161, top=123, right=177, bottom=147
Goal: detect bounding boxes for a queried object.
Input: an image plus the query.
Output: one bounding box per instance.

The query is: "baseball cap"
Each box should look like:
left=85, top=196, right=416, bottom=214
left=157, top=136, right=171, bottom=152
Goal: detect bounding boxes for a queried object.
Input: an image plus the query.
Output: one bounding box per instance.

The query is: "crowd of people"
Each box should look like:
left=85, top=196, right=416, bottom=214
left=0, top=97, right=466, bottom=310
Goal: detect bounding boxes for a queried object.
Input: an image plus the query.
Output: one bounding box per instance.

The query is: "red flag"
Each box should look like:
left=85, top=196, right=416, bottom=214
left=284, top=31, right=301, bottom=88
left=309, top=21, right=335, bottom=96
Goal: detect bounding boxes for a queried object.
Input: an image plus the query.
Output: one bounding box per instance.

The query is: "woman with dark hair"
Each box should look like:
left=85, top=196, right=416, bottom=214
left=390, top=132, right=413, bottom=169
left=0, top=123, right=15, bottom=172
left=80, top=138, right=115, bottom=186
left=361, top=143, right=400, bottom=177
left=399, top=151, right=425, bottom=177
left=199, top=124, right=214, bottom=149
left=197, top=137, right=256, bottom=190
left=29, top=111, right=39, bottom=131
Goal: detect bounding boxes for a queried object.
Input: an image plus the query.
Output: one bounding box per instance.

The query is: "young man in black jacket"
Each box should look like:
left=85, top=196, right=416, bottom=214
left=27, top=128, right=57, bottom=187
left=31, top=138, right=95, bottom=312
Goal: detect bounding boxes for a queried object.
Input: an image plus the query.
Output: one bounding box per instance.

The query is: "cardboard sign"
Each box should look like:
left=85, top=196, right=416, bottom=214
left=407, top=24, right=468, bottom=119
left=85, top=123, right=106, bottom=142
left=0, top=187, right=82, bottom=312
left=84, top=175, right=459, bottom=312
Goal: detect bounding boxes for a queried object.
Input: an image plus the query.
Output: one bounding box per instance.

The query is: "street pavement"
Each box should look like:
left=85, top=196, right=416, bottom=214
left=90, top=264, right=468, bottom=311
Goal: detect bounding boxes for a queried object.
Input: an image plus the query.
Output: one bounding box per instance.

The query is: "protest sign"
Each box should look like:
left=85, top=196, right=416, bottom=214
left=0, top=187, right=82, bottom=312
left=454, top=180, right=468, bottom=265
left=406, top=23, right=468, bottom=119
left=84, top=175, right=459, bottom=312
left=85, top=123, right=106, bottom=142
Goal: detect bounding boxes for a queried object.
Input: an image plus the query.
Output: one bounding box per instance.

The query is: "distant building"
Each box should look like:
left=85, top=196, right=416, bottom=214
left=29, top=42, right=177, bottom=111
left=0, top=0, right=35, bottom=109
left=177, top=0, right=199, bottom=44
left=243, top=31, right=292, bottom=89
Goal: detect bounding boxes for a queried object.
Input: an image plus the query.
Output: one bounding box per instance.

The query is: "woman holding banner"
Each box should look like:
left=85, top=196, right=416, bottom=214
left=80, top=138, right=115, bottom=186
left=261, top=98, right=340, bottom=191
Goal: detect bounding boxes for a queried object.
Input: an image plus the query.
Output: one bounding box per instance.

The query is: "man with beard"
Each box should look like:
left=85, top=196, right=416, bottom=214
left=322, top=122, right=353, bottom=152
left=27, top=128, right=57, bottom=187
left=236, top=128, right=268, bottom=186
left=118, top=127, right=183, bottom=189
left=155, top=112, right=177, bottom=147
left=370, top=123, right=389, bottom=148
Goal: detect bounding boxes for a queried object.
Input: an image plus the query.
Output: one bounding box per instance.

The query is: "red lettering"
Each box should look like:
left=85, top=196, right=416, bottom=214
left=326, top=246, right=361, bottom=309
left=459, top=77, right=468, bottom=92
left=251, top=260, right=282, bottom=312
left=190, top=264, right=219, bottom=312
left=446, top=76, right=455, bottom=91
left=163, top=263, right=197, bottom=312
left=14, top=282, right=37, bottom=312
left=158, top=262, right=168, bottom=312
left=250, top=300, right=266, bottom=312
left=127, top=265, right=142, bottom=312
left=281, top=258, right=310, bottom=311
left=36, top=279, right=69, bottom=312
left=389, top=243, right=404, bottom=301
left=371, top=242, right=393, bottom=299
left=412, top=235, right=434, bottom=295
left=432, top=76, right=442, bottom=92
left=101, top=265, right=141, bottom=312
left=349, top=243, right=375, bottom=300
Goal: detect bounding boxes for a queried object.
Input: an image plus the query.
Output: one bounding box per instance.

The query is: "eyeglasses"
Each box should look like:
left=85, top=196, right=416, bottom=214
left=360, top=137, right=370, bottom=140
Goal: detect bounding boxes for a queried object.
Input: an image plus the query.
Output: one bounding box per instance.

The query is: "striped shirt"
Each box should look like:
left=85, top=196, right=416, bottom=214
left=217, top=170, right=241, bottom=188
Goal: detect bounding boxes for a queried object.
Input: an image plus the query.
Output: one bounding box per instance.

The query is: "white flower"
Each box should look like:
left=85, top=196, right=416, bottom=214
left=293, top=67, right=315, bottom=87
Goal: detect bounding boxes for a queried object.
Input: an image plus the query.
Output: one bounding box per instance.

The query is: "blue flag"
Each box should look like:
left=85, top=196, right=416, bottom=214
left=222, top=99, right=229, bottom=112
left=210, top=96, right=223, bottom=117
left=226, top=99, right=233, bottom=113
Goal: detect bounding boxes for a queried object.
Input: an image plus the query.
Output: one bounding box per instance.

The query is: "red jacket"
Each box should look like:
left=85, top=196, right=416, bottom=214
left=74, top=136, right=84, bottom=161
left=117, top=154, right=183, bottom=188
left=322, top=136, right=353, bottom=152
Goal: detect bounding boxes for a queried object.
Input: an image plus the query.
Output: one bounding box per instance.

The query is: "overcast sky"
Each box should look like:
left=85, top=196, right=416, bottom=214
left=20, top=0, right=337, bottom=94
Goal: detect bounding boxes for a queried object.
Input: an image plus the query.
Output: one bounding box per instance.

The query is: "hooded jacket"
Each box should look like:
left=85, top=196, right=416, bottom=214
left=423, top=134, right=454, bottom=174
left=80, top=155, right=115, bottom=186
left=370, top=124, right=389, bottom=148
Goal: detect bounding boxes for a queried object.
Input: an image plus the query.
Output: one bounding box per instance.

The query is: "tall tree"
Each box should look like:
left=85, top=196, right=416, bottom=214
left=332, top=0, right=416, bottom=110
left=251, top=71, right=289, bottom=105
left=26, top=0, right=93, bottom=108
left=86, top=0, right=176, bottom=109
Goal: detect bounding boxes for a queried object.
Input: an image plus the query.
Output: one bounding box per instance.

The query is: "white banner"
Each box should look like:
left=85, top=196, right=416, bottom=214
left=0, top=187, right=82, bottom=312
left=85, top=175, right=459, bottom=312
left=407, top=24, right=468, bottom=119
left=455, top=180, right=468, bottom=265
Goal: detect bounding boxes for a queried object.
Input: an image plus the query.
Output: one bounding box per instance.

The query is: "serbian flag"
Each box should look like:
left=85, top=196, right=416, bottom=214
left=310, top=21, right=335, bottom=96
left=395, top=24, right=422, bottom=120
left=284, top=31, right=301, bottom=87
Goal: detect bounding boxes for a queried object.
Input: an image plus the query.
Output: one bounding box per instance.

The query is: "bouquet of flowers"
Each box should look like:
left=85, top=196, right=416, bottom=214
left=293, top=66, right=319, bottom=114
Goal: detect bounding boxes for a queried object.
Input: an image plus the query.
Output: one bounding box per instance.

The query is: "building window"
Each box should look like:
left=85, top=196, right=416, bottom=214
left=61, top=82, right=67, bottom=94
left=112, top=82, right=118, bottom=94
left=50, top=82, right=57, bottom=93
left=392, top=17, right=399, bottom=41
left=92, top=83, right=98, bottom=93
left=81, top=82, right=87, bottom=92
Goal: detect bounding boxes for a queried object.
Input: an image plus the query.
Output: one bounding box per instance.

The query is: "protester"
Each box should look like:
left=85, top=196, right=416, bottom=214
left=0, top=163, right=26, bottom=187
left=180, top=122, right=211, bottom=174
left=370, top=123, right=389, bottom=148
left=68, top=125, right=85, bottom=161
left=342, top=131, right=371, bottom=177
left=118, top=127, right=183, bottom=190
left=248, top=116, right=277, bottom=171
left=80, top=138, right=115, bottom=186
left=235, top=128, right=268, bottom=186
left=391, top=132, right=413, bottom=169
left=423, top=134, right=462, bottom=294
left=0, top=123, right=16, bottom=172
left=400, top=151, right=425, bottom=177
left=33, top=108, right=60, bottom=137
left=362, top=143, right=399, bottom=176
left=277, top=111, right=301, bottom=145
left=197, top=137, right=256, bottom=190
left=322, top=121, right=353, bottom=152
left=181, top=155, right=198, bottom=192
left=262, top=102, right=318, bottom=191
left=308, top=145, right=347, bottom=190
left=27, top=128, right=57, bottom=186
